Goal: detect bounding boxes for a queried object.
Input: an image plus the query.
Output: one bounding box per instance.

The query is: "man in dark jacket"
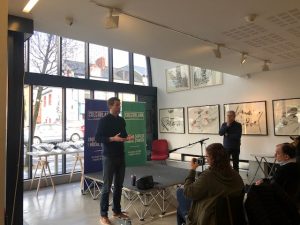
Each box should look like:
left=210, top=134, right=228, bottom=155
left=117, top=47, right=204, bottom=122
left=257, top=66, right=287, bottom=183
left=95, top=97, right=134, bottom=225
left=256, top=143, right=299, bottom=198
left=219, top=110, right=242, bottom=171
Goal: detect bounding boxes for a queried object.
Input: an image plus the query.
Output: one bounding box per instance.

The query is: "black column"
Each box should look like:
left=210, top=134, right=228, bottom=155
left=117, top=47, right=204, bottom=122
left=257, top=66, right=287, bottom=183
left=6, top=15, right=33, bottom=225
left=6, top=31, right=25, bottom=225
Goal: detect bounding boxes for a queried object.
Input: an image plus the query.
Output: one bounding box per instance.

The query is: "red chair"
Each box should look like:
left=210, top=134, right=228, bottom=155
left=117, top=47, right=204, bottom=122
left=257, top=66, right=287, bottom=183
left=151, top=139, right=169, bottom=161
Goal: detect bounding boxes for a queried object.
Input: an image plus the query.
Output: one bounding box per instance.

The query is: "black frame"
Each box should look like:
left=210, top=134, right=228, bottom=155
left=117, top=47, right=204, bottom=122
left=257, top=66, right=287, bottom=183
left=187, top=104, right=220, bottom=134
left=223, top=101, right=268, bottom=136
left=159, top=107, right=185, bottom=134
left=272, top=97, right=300, bottom=136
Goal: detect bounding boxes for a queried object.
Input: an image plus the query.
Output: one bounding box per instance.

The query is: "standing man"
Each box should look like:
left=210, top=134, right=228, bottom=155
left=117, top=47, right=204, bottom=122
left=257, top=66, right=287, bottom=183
left=95, top=97, right=134, bottom=225
left=219, top=110, right=242, bottom=171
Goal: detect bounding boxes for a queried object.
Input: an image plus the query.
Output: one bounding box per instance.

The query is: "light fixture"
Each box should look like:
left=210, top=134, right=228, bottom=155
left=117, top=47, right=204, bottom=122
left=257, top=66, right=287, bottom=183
left=105, top=9, right=120, bottom=29
left=23, top=0, right=39, bottom=13
left=213, top=44, right=224, bottom=59
left=244, top=14, right=257, bottom=23
left=262, top=60, right=270, bottom=71
left=240, top=52, right=248, bottom=64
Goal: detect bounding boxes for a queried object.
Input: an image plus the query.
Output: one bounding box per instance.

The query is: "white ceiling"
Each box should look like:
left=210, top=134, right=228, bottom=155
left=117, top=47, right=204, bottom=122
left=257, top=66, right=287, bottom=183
left=8, top=0, right=300, bottom=76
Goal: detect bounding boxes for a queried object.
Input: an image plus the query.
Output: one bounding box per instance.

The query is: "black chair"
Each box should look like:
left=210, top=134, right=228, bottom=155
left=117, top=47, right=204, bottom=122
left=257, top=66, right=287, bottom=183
left=245, top=183, right=300, bottom=225
left=216, top=192, right=246, bottom=225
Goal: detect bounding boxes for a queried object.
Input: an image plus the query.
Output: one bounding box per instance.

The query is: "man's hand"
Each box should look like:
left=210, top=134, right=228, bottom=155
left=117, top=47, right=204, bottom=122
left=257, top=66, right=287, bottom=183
left=110, top=133, right=126, bottom=142
left=126, top=134, right=134, bottom=141
left=191, top=158, right=199, bottom=170
left=226, top=121, right=232, bottom=127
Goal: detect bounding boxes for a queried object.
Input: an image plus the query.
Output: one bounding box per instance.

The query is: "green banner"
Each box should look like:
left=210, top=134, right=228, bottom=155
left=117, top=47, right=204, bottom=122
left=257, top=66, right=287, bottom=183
left=122, top=101, right=147, bottom=167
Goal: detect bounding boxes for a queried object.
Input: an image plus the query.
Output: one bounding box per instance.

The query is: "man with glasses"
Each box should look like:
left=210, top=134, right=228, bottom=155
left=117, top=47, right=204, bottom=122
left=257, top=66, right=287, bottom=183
left=219, top=111, right=242, bottom=171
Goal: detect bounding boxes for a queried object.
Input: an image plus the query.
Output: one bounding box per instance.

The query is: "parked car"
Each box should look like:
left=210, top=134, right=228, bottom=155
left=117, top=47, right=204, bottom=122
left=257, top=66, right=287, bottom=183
left=24, top=123, right=84, bottom=144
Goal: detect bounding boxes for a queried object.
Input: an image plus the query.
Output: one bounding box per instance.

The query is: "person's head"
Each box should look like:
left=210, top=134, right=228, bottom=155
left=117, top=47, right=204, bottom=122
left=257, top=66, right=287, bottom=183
left=205, top=143, right=231, bottom=172
left=226, top=110, right=236, bottom=123
left=107, top=97, right=121, bottom=115
left=275, top=143, right=296, bottom=163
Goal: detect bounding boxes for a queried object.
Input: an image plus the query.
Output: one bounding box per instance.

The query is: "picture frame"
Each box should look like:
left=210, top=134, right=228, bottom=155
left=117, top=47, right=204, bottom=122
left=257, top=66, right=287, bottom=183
left=272, top=98, right=300, bottom=136
left=165, top=65, right=190, bottom=93
left=224, top=101, right=268, bottom=135
left=190, top=66, right=223, bottom=89
left=187, top=105, right=220, bottom=134
left=159, top=107, right=185, bottom=133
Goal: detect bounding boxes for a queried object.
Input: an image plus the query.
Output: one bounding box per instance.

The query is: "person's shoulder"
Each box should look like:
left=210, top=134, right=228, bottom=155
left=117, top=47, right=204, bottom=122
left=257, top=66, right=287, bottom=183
left=234, top=120, right=242, bottom=126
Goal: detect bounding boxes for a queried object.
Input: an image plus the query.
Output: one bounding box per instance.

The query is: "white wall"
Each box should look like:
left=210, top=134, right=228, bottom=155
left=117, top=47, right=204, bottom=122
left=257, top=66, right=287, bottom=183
left=0, top=1, right=7, bottom=224
left=151, top=58, right=300, bottom=160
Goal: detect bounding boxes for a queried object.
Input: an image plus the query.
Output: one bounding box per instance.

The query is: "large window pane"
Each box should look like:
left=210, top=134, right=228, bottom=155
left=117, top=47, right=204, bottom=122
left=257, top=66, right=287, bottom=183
left=89, top=44, right=109, bottom=81
left=113, top=49, right=129, bottom=84
left=29, top=31, right=59, bottom=75
left=24, top=40, right=28, bottom=72
left=62, top=38, right=85, bottom=78
left=23, top=85, right=30, bottom=179
left=118, top=93, right=136, bottom=102
left=94, top=91, right=115, bottom=100
left=134, top=54, right=149, bottom=86
left=32, top=86, right=63, bottom=175
left=66, top=89, right=90, bottom=173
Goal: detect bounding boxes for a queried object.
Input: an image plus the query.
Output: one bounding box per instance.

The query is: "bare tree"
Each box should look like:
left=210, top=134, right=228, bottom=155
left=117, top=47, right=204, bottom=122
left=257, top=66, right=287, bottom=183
left=25, top=31, right=80, bottom=168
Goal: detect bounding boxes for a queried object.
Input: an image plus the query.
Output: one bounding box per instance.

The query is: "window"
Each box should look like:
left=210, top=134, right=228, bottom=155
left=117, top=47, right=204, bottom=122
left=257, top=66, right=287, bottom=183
left=29, top=31, right=59, bottom=75
left=32, top=86, right=63, bottom=175
left=89, top=44, right=109, bottom=81
left=94, top=91, right=115, bottom=100
left=134, top=53, right=148, bottom=86
left=49, top=94, right=52, bottom=105
left=62, top=38, right=85, bottom=78
left=118, top=93, right=136, bottom=102
left=24, top=40, right=28, bottom=72
left=113, top=49, right=129, bottom=84
left=23, top=85, right=30, bottom=179
left=66, top=89, right=90, bottom=173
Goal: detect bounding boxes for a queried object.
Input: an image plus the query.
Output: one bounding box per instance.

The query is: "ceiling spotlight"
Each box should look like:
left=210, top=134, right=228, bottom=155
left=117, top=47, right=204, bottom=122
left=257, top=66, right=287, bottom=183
left=262, top=60, right=270, bottom=72
left=213, top=44, right=224, bottom=59
left=244, top=14, right=257, bottom=23
left=240, top=52, right=247, bottom=64
left=23, top=0, right=39, bottom=13
left=105, top=9, right=120, bottom=29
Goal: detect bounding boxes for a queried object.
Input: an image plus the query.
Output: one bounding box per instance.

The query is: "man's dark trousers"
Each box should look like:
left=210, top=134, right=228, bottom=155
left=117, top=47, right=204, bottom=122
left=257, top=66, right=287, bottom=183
left=100, top=156, right=125, bottom=217
left=226, top=148, right=240, bottom=171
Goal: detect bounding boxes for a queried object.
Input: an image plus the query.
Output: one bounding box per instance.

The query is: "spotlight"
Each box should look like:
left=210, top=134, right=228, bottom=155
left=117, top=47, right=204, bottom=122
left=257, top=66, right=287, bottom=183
left=213, top=44, right=224, bottom=59
left=262, top=60, right=270, bottom=71
left=105, top=9, right=120, bottom=29
left=240, top=52, right=247, bottom=64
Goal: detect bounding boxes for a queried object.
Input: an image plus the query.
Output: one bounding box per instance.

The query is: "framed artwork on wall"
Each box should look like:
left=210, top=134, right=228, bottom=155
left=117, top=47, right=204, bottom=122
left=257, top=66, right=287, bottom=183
left=159, top=107, right=185, bottom=133
left=190, top=66, right=223, bottom=89
left=165, top=65, right=190, bottom=93
left=272, top=98, right=300, bottom=136
left=187, top=105, right=220, bottom=134
left=224, top=101, right=268, bottom=135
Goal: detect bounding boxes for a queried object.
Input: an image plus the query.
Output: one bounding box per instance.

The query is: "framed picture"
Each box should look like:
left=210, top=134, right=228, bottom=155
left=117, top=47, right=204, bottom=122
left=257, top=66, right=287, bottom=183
left=187, top=105, right=220, bottom=134
left=165, top=65, right=190, bottom=93
left=191, top=66, right=223, bottom=89
left=159, top=107, right=185, bottom=133
left=272, top=98, right=300, bottom=136
left=224, top=101, right=268, bottom=135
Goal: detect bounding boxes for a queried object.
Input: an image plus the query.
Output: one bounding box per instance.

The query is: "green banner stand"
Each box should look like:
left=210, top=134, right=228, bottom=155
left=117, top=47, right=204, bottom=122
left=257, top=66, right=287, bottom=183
left=122, top=101, right=147, bottom=167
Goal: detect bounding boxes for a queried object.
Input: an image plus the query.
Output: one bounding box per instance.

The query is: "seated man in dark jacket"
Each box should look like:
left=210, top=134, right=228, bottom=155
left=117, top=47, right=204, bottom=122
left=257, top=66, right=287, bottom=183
left=256, top=143, right=299, bottom=198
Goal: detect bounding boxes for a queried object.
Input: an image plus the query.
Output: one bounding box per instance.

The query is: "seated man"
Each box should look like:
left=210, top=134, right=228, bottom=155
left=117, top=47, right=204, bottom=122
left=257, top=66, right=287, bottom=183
left=176, top=143, right=244, bottom=225
left=256, top=143, right=299, bottom=198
